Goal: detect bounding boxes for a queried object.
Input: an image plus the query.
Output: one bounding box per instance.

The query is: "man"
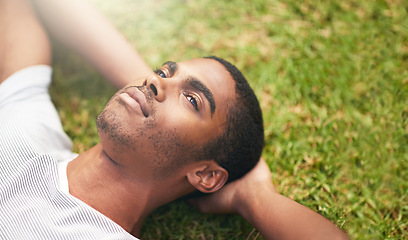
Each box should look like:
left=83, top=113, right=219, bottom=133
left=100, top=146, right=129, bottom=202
left=0, top=0, right=349, bottom=239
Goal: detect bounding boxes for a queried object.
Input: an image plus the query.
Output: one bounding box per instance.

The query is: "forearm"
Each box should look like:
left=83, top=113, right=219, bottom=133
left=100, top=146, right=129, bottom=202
left=29, top=0, right=152, bottom=88
left=189, top=159, right=348, bottom=239
left=237, top=189, right=349, bottom=240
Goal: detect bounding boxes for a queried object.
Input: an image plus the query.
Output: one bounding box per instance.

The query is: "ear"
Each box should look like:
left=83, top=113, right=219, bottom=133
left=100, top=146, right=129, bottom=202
left=186, top=161, right=228, bottom=193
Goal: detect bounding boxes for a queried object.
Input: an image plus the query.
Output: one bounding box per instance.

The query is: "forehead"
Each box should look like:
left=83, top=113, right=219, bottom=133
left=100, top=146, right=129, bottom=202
left=177, top=58, right=236, bottom=114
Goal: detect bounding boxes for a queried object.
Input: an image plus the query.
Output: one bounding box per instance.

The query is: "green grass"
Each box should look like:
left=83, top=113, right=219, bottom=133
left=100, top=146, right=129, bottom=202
left=50, top=0, right=408, bottom=239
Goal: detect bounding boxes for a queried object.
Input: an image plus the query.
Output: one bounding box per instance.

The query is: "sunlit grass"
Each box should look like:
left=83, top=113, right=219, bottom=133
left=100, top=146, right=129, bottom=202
left=50, top=0, right=408, bottom=239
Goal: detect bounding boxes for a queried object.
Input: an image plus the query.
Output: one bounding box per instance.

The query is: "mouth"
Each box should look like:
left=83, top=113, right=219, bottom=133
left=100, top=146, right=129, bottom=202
left=118, top=86, right=150, bottom=117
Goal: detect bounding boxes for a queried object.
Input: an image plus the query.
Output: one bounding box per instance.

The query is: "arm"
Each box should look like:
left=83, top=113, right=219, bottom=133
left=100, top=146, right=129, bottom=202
left=29, top=0, right=152, bottom=88
left=190, top=159, right=349, bottom=240
left=0, top=0, right=51, bottom=84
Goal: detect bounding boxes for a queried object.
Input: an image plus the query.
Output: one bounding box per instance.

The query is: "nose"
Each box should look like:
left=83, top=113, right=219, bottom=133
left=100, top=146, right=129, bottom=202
left=145, top=74, right=166, bottom=102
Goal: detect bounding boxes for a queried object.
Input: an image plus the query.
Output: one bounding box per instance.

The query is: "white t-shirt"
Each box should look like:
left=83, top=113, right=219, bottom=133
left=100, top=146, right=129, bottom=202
left=0, top=65, right=138, bottom=239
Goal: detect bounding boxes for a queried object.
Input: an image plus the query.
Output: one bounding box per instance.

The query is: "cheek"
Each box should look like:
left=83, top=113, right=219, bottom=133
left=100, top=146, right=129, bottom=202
left=158, top=101, right=197, bottom=129
left=148, top=127, right=199, bottom=179
left=154, top=97, right=224, bottom=146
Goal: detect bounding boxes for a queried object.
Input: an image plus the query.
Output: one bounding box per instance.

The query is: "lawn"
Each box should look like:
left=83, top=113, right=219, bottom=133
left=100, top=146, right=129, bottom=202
left=50, top=0, right=408, bottom=239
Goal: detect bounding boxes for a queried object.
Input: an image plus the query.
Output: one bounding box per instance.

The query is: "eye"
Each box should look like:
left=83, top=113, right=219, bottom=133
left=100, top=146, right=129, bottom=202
left=154, top=67, right=172, bottom=78
left=154, top=69, right=167, bottom=78
left=185, top=94, right=198, bottom=111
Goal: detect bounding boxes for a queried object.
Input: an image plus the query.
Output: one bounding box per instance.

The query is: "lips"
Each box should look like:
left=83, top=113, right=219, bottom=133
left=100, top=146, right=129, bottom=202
left=118, top=87, right=150, bottom=117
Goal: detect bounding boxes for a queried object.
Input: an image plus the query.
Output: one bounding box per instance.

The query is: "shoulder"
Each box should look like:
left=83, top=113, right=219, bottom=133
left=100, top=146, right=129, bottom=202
left=0, top=65, right=74, bottom=160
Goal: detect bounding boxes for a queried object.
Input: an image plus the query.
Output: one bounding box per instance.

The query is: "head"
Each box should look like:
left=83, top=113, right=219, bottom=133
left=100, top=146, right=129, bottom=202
left=200, top=56, right=264, bottom=184
left=96, top=57, right=263, bottom=195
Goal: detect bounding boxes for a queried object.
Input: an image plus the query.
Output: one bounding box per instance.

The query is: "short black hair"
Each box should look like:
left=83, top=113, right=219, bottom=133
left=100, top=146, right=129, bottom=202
left=201, top=56, right=264, bottom=183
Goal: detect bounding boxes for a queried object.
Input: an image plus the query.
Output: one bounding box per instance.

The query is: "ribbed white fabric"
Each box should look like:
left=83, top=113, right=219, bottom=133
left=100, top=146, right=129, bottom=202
left=0, top=66, right=138, bottom=239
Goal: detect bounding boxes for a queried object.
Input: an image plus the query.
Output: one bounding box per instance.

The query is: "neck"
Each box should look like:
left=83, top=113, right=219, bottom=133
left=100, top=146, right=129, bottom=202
left=66, top=144, right=157, bottom=236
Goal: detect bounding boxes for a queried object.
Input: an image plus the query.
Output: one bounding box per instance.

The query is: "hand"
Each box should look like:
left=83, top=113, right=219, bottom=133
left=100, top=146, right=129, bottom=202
left=190, top=158, right=350, bottom=240
left=189, top=158, right=276, bottom=215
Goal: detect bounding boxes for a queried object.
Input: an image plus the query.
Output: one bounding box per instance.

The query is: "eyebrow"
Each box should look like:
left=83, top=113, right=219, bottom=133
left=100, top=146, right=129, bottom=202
left=186, top=76, right=216, bottom=116
left=162, top=61, right=178, bottom=76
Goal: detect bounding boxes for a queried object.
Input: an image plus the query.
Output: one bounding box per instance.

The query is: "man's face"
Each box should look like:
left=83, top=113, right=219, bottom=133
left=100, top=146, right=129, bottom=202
left=97, top=58, right=236, bottom=179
